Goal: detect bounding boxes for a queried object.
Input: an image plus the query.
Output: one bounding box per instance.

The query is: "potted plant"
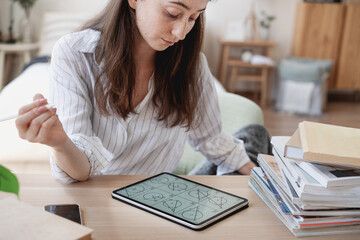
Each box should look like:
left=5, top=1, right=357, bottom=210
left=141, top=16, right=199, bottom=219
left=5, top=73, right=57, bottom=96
left=259, top=10, right=276, bottom=41
left=12, top=0, right=37, bottom=43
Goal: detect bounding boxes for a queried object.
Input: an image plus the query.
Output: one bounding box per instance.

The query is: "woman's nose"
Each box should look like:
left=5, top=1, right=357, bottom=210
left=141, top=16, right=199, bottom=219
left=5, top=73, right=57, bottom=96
left=171, top=21, right=187, bottom=41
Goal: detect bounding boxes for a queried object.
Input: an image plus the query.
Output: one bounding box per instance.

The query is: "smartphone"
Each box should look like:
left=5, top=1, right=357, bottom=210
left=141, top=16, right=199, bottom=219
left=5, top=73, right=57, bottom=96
left=44, top=204, right=82, bottom=225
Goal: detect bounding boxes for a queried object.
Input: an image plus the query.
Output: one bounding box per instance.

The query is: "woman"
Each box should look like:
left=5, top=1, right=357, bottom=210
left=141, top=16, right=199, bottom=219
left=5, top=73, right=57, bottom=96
left=15, top=0, right=268, bottom=183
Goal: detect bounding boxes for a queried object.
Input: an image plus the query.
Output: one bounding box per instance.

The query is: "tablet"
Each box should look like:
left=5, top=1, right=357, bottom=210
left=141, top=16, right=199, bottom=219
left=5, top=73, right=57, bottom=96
left=111, top=172, right=249, bottom=230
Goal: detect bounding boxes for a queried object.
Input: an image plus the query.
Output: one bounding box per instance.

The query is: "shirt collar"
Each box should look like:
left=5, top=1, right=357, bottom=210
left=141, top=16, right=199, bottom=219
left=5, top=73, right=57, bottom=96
left=70, top=28, right=101, bottom=53
left=70, top=29, right=103, bottom=67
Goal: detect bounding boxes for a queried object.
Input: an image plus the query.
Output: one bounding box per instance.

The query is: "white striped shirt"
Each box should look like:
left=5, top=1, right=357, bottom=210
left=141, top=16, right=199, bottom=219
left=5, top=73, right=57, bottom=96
left=49, top=29, right=250, bottom=183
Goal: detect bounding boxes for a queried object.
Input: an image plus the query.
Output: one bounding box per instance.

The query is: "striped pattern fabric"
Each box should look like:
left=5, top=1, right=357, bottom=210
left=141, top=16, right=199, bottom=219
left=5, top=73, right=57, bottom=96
left=49, top=29, right=250, bottom=183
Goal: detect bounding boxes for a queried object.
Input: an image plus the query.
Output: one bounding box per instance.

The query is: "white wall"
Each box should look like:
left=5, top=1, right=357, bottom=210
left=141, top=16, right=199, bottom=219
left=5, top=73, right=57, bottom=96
left=0, top=0, right=299, bottom=76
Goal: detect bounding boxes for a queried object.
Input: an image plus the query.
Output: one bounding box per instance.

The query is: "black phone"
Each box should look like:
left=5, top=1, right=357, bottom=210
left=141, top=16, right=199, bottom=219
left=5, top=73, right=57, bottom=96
left=44, top=204, right=82, bottom=225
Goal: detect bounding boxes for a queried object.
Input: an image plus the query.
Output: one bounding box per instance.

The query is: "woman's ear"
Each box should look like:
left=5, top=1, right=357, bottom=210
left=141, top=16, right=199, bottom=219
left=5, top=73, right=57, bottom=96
left=128, top=0, right=137, bottom=10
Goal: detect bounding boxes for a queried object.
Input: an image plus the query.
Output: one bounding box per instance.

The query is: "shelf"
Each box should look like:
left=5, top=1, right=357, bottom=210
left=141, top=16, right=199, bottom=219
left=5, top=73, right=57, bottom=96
left=220, top=39, right=276, bottom=47
left=228, top=59, right=273, bottom=69
left=0, top=42, right=39, bottom=52
left=218, top=40, right=276, bottom=108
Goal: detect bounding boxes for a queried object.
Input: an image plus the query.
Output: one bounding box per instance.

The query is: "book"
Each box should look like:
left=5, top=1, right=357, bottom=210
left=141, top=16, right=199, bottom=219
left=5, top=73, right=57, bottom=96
left=257, top=154, right=360, bottom=216
left=272, top=139, right=324, bottom=198
left=249, top=172, right=360, bottom=237
left=297, top=161, right=360, bottom=188
left=272, top=151, right=360, bottom=207
left=0, top=197, right=93, bottom=240
left=284, top=128, right=357, bottom=168
left=256, top=153, right=288, bottom=194
left=275, top=146, right=360, bottom=196
left=280, top=132, right=360, bottom=188
left=288, top=121, right=360, bottom=168
left=250, top=168, right=360, bottom=223
left=284, top=128, right=303, bottom=160
left=272, top=144, right=360, bottom=207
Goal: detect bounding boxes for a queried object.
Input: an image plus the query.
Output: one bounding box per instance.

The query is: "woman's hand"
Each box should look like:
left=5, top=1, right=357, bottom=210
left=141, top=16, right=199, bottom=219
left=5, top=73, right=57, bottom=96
left=15, top=94, right=68, bottom=149
left=237, top=161, right=256, bottom=175
left=16, top=94, right=90, bottom=181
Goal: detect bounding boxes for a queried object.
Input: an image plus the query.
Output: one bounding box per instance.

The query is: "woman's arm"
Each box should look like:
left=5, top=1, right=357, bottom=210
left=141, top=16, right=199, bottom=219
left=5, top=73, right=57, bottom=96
left=16, top=94, right=90, bottom=181
left=237, top=161, right=256, bottom=175
left=48, top=31, right=114, bottom=182
left=188, top=54, right=253, bottom=175
left=52, top=136, right=90, bottom=181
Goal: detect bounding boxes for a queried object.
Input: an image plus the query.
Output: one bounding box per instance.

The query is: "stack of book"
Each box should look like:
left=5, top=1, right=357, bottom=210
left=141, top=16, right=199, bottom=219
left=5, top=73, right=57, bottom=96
left=249, top=121, right=360, bottom=237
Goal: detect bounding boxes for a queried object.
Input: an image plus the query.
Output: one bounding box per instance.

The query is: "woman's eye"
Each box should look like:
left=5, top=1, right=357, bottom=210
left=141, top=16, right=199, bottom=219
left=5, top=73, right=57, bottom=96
left=167, top=11, right=178, bottom=19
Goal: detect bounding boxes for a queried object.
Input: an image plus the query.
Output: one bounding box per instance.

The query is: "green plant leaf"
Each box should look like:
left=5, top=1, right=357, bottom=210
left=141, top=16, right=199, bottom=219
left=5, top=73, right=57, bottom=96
left=0, top=165, right=19, bottom=196
left=11, top=0, right=37, bottom=9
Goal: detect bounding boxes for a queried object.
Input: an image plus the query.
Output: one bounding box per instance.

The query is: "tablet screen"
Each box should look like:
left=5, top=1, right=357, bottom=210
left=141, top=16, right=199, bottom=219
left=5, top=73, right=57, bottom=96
left=112, top=173, right=248, bottom=230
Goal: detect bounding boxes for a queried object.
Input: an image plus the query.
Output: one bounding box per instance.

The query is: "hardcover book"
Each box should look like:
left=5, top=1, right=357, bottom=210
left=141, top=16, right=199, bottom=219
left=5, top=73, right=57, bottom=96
left=298, top=121, right=360, bottom=168
left=284, top=121, right=360, bottom=168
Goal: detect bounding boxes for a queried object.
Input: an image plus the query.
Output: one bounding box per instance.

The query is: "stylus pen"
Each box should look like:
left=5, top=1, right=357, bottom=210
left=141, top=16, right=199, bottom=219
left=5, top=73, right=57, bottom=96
left=0, top=104, right=55, bottom=122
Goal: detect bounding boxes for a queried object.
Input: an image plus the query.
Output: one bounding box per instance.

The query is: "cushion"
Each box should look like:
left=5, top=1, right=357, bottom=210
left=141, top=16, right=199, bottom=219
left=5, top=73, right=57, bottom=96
left=38, top=12, right=92, bottom=56
left=279, top=57, right=333, bottom=83
left=276, top=57, right=332, bottom=116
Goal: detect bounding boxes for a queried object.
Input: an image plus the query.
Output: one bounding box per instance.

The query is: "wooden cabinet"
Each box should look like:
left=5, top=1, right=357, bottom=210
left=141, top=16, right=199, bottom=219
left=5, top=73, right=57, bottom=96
left=336, top=4, right=360, bottom=89
left=292, top=2, right=345, bottom=88
left=292, top=2, right=360, bottom=90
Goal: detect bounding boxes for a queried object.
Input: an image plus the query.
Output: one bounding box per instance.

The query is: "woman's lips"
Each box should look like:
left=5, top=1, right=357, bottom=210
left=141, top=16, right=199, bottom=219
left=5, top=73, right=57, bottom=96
left=162, top=38, right=175, bottom=46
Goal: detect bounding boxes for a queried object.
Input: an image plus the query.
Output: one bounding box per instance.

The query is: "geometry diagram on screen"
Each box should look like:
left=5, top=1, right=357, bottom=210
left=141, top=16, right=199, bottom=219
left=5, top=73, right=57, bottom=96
left=143, top=192, right=165, bottom=202
left=181, top=206, right=203, bottom=221
left=209, top=196, right=227, bottom=209
left=168, top=182, right=187, bottom=192
left=125, top=185, right=145, bottom=197
left=150, top=176, right=170, bottom=184
left=188, top=189, right=209, bottom=201
left=163, top=199, right=183, bottom=212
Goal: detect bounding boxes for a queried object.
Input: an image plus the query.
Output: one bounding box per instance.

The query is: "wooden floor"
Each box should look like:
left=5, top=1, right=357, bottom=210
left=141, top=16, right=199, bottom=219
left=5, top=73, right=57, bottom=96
left=263, top=101, right=360, bottom=137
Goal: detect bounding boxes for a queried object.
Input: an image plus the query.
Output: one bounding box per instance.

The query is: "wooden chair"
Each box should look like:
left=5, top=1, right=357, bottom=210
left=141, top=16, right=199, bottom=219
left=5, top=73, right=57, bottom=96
left=228, top=60, right=272, bottom=108
left=218, top=40, right=276, bottom=108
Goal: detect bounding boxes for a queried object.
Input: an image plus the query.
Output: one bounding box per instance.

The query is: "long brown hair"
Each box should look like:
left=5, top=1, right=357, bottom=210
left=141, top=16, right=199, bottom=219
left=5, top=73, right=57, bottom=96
left=83, top=0, right=204, bottom=129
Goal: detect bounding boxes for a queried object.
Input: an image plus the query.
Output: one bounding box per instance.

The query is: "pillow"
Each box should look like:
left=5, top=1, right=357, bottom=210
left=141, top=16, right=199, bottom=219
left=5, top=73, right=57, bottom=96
left=288, top=57, right=333, bottom=73
left=38, top=12, right=93, bottom=56
left=279, top=58, right=333, bottom=83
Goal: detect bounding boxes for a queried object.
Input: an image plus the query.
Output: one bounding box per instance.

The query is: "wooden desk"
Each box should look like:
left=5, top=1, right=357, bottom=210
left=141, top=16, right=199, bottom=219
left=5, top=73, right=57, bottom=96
left=11, top=174, right=358, bottom=240
left=218, top=40, right=276, bottom=108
